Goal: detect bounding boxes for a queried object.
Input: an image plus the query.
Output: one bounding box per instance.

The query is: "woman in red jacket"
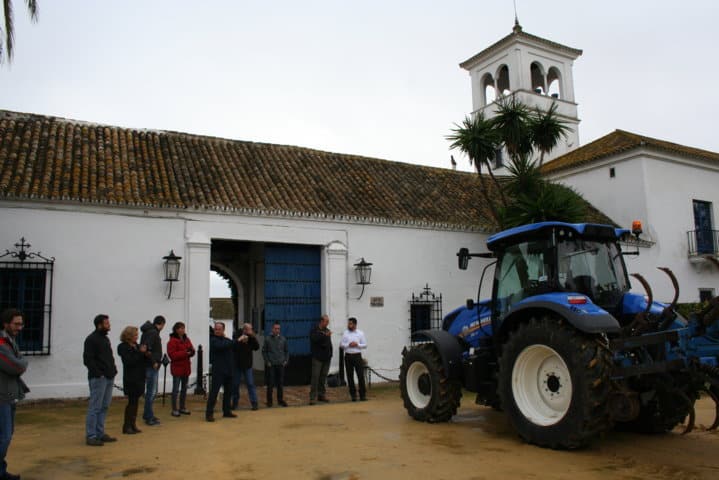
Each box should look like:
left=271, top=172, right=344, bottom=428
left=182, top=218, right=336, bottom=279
left=167, top=322, right=195, bottom=417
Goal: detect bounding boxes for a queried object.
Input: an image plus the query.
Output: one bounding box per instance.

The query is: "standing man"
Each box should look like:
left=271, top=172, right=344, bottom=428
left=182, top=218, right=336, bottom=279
left=140, top=315, right=166, bottom=426
left=309, top=315, right=332, bottom=405
left=83, top=314, right=118, bottom=446
left=206, top=322, right=237, bottom=421
left=231, top=323, right=260, bottom=411
left=0, top=309, right=28, bottom=480
left=262, top=322, right=288, bottom=407
left=340, top=317, right=367, bottom=401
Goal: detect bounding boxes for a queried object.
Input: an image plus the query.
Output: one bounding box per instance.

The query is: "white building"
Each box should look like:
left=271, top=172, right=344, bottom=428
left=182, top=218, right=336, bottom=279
left=4, top=109, right=570, bottom=398
left=459, top=22, right=719, bottom=302
left=543, top=130, right=719, bottom=303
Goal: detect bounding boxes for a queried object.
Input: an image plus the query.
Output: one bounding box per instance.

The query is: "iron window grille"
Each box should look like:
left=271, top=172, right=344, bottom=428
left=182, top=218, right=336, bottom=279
left=0, top=238, right=54, bottom=355
left=409, top=284, right=442, bottom=344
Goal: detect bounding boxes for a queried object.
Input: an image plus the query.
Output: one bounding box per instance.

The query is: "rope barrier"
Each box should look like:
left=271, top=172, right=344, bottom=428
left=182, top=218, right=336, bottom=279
left=366, top=366, right=400, bottom=383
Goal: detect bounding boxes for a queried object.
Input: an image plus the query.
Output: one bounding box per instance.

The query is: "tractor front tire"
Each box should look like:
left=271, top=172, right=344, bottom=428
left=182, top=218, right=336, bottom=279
left=400, top=343, right=462, bottom=423
left=498, top=316, right=613, bottom=449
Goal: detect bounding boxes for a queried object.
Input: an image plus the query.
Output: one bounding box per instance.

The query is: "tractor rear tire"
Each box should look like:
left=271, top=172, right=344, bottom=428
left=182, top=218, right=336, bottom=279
left=498, top=315, right=613, bottom=449
left=400, top=343, right=462, bottom=423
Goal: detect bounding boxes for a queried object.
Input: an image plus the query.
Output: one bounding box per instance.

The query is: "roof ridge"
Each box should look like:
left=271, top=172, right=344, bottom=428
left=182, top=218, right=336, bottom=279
left=542, top=128, right=719, bottom=175
left=460, top=28, right=582, bottom=69
left=0, top=108, right=472, bottom=179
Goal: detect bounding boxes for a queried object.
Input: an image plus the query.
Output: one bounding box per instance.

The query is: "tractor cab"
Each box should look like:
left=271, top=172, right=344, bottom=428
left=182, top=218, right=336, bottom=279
left=487, top=222, right=631, bottom=323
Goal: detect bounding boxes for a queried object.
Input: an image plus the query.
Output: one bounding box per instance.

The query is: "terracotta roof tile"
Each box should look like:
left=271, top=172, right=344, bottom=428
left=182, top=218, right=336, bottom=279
left=541, top=129, right=719, bottom=175
left=0, top=109, right=610, bottom=231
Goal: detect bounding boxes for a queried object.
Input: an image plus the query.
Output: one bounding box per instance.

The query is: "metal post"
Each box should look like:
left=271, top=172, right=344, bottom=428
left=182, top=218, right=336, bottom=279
left=161, top=353, right=170, bottom=406
left=194, top=345, right=206, bottom=395
left=338, top=345, right=346, bottom=386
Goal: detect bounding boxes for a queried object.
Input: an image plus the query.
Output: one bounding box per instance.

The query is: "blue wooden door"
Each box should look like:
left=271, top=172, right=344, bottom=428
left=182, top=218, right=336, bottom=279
left=693, top=200, right=714, bottom=254
left=264, top=244, right=321, bottom=358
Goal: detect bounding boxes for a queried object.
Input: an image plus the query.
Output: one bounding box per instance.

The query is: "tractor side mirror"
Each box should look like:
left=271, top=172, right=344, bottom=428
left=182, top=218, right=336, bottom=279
left=466, top=298, right=475, bottom=310
left=458, top=248, right=470, bottom=270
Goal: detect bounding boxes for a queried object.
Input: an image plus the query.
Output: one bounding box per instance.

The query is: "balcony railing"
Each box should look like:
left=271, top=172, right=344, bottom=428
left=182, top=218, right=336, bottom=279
left=687, top=229, right=719, bottom=256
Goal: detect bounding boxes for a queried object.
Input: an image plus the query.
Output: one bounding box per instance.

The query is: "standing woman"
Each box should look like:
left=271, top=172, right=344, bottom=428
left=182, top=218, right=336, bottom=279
left=167, top=322, right=195, bottom=417
left=117, top=326, right=147, bottom=434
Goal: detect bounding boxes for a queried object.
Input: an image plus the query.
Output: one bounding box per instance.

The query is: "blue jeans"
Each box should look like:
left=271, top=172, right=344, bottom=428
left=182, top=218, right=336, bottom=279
left=0, top=402, right=16, bottom=475
left=231, top=367, right=258, bottom=407
left=143, top=366, right=159, bottom=421
left=171, top=375, right=188, bottom=411
left=86, top=376, right=114, bottom=440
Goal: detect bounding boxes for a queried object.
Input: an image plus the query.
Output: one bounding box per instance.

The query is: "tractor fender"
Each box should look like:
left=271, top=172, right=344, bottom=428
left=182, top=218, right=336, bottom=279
left=497, top=301, right=621, bottom=342
left=408, top=329, right=464, bottom=380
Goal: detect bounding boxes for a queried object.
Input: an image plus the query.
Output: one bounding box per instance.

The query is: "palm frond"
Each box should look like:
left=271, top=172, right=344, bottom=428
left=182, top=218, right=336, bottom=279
left=530, top=102, right=571, bottom=167
left=447, top=113, right=499, bottom=170
left=26, top=0, right=38, bottom=22
left=3, top=0, right=14, bottom=62
left=492, top=95, right=533, bottom=159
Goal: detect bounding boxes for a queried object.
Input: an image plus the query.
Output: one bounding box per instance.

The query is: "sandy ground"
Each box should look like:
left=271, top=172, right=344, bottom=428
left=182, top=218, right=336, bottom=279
left=8, top=384, right=719, bottom=480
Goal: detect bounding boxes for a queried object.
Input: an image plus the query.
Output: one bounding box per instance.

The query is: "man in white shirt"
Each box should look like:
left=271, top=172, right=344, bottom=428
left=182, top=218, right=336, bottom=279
left=340, top=317, right=367, bottom=401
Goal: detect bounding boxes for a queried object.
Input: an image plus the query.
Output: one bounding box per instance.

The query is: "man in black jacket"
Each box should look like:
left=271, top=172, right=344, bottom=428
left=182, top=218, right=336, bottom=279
left=140, top=315, right=165, bottom=426
left=309, top=315, right=332, bottom=405
left=83, top=314, right=118, bottom=446
left=206, top=322, right=237, bottom=421
left=231, top=323, right=260, bottom=411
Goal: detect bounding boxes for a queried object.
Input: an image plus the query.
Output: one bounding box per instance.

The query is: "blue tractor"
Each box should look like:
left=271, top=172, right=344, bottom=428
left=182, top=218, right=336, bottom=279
left=400, top=222, right=719, bottom=449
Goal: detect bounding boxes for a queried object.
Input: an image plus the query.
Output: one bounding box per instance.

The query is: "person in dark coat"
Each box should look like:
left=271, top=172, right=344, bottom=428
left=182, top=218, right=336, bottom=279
left=83, top=314, right=118, bottom=446
left=167, top=322, right=195, bottom=417
left=117, top=326, right=148, bottom=434
left=205, top=322, right=236, bottom=421
left=139, top=315, right=166, bottom=426
left=262, top=322, right=289, bottom=407
left=309, top=315, right=332, bottom=405
left=231, top=323, right=260, bottom=411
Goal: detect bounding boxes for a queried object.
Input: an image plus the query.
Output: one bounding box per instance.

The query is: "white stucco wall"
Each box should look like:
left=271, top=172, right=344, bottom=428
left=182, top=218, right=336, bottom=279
left=0, top=205, right=187, bottom=398
left=549, top=151, right=719, bottom=303
left=0, top=202, right=488, bottom=398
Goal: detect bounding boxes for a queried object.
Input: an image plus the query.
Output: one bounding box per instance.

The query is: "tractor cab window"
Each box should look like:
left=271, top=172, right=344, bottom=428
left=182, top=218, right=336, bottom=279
left=558, top=239, right=628, bottom=310
left=494, top=239, right=553, bottom=318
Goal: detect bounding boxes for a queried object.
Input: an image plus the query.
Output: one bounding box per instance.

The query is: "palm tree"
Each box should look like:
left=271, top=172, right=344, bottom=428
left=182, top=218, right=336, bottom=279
left=447, top=113, right=505, bottom=228
left=529, top=102, right=570, bottom=168
left=449, top=95, right=586, bottom=229
left=1, top=0, right=38, bottom=64
left=492, top=95, right=533, bottom=161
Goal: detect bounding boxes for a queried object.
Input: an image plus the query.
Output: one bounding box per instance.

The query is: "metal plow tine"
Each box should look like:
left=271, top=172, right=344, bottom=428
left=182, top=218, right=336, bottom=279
left=630, top=273, right=653, bottom=314
left=708, top=387, right=719, bottom=431
left=678, top=391, right=696, bottom=435
left=657, top=267, right=679, bottom=309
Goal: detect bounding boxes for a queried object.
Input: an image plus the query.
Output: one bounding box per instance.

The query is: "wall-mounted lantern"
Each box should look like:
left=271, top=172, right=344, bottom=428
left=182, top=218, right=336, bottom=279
left=163, top=250, right=182, bottom=299
left=354, top=257, right=373, bottom=300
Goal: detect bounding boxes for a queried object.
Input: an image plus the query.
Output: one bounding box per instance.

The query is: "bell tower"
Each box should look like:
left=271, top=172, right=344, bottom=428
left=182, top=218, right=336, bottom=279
left=460, top=21, right=582, bottom=164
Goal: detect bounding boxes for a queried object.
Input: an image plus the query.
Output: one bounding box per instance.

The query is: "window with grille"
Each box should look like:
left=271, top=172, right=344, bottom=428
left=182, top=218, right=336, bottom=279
left=409, top=284, right=442, bottom=340
left=0, top=238, right=54, bottom=355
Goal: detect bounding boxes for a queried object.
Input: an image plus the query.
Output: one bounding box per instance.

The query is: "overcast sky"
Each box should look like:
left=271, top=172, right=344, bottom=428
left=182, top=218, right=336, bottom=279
left=2, top=0, right=718, bottom=175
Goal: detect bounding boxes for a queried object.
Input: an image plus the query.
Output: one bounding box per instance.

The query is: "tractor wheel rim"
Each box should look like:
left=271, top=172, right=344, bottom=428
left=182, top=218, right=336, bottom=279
left=512, top=344, right=572, bottom=426
left=406, top=361, right=431, bottom=409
